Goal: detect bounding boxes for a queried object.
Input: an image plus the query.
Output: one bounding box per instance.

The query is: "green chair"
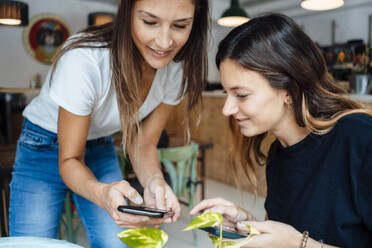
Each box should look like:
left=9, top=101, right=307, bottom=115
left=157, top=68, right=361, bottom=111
left=158, top=142, right=199, bottom=209
left=158, top=142, right=199, bottom=247
left=60, top=191, right=81, bottom=244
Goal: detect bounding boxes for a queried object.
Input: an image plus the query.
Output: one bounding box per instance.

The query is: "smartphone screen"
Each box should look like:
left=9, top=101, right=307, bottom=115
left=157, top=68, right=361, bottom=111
left=200, top=226, right=248, bottom=239
left=117, top=205, right=173, bottom=218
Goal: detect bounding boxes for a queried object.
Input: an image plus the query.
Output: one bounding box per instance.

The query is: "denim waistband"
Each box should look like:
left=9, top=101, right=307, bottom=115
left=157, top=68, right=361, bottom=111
left=23, top=118, right=57, bottom=139
left=86, top=136, right=113, bottom=147
left=23, top=118, right=113, bottom=146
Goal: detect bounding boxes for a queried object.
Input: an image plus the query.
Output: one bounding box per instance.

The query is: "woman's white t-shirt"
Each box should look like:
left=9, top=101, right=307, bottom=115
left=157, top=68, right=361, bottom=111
left=23, top=47, right=184, bottom=140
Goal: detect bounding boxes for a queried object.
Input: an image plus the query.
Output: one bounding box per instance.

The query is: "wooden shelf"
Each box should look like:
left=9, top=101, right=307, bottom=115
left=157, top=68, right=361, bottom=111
left=0, top=88, right=40, bottom=94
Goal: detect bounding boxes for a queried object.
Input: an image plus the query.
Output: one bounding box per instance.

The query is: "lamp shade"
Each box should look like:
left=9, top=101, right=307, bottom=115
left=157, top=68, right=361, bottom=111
left=217, top=0, right=249, bottom=27
left=0, top=0, right=28, bottom=26
left=301, top=0, right=344, bottom=11
left=88, top=12, right=115, bottom=26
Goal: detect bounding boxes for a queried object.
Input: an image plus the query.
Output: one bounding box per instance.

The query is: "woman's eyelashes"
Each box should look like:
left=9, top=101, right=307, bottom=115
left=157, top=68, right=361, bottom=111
left=174, top=24, right=187, bottom=29
left=236, top=93, right=249, bottom=99
left=143, top=20, right=156, bottom=25
left=222, top=90, right=248, bottom=99
left=142, top=20, right=188, bottom=29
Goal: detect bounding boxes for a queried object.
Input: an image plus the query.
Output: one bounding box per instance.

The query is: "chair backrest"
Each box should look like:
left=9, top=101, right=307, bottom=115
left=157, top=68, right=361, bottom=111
left=158, top=142, right=199, bottom=201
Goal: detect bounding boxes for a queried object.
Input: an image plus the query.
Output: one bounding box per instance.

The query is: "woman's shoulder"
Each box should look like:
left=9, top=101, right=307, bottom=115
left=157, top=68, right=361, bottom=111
left=60, top=34, right=110, bottom=64
left=334, top=112, right=372, bottom=144
left=336, top=113, right=372, bottom=130
left=56, top=48, right=109, bottom=80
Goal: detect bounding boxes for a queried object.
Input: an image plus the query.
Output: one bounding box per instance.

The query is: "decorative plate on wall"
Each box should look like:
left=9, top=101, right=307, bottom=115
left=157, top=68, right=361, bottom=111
left=23, top=14, right=71, bottom=64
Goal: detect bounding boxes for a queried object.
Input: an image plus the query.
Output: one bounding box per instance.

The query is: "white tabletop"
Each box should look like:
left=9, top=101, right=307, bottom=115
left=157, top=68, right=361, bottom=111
left=0, top=237, right=83, bottom=248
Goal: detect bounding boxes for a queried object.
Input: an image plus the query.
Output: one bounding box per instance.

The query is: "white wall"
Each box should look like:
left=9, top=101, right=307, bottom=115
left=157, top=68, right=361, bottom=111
left=0, top=0, right=230, bottom=86
left=294, top=4, right=372, bottom=46
left=207, top=0, right=372, bottom=82
left=207, top=22, right=232, bottom=83
left=0, top=0, right=116, bottom=88
left=2, top=0, right=371, bottom=86
left=239, top=0, right=372, bottom=46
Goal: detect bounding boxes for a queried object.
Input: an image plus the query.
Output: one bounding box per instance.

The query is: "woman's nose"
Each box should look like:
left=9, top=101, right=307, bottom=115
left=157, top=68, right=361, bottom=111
left=222, top=96, right=238, bottom=116
left=155, top=28, right=173, bottom=50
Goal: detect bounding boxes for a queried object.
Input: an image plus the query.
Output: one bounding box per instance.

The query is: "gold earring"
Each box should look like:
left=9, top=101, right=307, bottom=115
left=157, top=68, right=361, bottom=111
left=284, top=100, right=292, bottom=110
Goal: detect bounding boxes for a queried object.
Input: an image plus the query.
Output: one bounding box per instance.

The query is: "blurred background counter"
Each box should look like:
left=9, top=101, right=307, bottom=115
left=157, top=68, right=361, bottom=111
left=0, top=88, right=40, bottom=144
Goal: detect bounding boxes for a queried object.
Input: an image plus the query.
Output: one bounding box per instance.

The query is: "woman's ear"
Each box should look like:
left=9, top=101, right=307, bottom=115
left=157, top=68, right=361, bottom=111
left=284, top=91, right=292, bottom=105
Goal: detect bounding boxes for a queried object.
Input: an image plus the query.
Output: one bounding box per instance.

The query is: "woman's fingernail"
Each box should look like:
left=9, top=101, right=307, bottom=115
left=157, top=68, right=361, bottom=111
left=164, top=218, right=172, bottom=224
left=135, top=196, right=143, bottom=204
left=237, top=222, right=246, bottom=227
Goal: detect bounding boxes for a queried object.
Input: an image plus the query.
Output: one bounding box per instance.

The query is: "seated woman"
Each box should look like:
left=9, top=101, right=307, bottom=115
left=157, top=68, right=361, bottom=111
left=191, top=14, right=372, bottom=248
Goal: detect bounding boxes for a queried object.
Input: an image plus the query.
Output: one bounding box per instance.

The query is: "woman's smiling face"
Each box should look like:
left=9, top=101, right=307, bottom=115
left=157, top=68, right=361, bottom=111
left=131, top=0, right=195, bottom=69
left=220, top=59, right=290, bottom=137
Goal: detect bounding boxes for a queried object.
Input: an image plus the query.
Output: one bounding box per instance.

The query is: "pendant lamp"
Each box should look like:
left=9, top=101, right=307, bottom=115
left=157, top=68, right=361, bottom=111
left=0, top=0, right=28, bottom=26
left=301, top=0, right=344, bottom=11
left=88, top=12, right=115, bottom=26
left=217, top=0, right=249, bottom=27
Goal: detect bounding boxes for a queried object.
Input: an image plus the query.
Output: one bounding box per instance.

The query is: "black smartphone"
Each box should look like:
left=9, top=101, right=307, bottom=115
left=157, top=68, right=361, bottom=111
left=117, top=205, right=173, bottom=218
left=200, top=225, right=248, bottom=239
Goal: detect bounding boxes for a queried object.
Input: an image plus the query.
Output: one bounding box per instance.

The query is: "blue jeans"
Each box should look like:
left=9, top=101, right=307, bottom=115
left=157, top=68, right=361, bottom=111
left=9, top=119, right=127, bottom=248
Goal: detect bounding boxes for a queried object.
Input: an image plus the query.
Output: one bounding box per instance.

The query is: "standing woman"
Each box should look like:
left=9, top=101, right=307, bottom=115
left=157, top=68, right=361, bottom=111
left=9, top=0, right=209, bottom=247
left=191, top=14, right=372, bottom=247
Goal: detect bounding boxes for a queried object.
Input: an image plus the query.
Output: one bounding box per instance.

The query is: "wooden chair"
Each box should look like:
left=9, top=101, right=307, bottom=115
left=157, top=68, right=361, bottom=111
left=158, top=142, right=199, bottom=247
left=116, top=142, right=200, bottom=245
left=158, top=142, right=199, bottom=209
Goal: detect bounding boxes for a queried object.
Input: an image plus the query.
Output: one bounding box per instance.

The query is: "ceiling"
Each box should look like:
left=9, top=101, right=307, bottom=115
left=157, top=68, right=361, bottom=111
left=79, top=0, right=287, bottom=7
left=78, top=0, right=372, bottom=20
left=220, top=0, right=372, bottom=20
left=77, top=0, right=298, bottom=9
left=78, top=0, right=301, bottom=19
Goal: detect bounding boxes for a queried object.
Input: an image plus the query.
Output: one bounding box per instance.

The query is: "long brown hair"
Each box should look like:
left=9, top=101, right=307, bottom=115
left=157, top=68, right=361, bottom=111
left=51, top=0, right=209, bottom=151
left=216, top=13, right=370, bottom=190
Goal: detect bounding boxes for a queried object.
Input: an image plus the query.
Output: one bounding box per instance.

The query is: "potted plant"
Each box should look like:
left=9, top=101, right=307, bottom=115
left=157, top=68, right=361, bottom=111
left=117, top=212, right=260, bottom=248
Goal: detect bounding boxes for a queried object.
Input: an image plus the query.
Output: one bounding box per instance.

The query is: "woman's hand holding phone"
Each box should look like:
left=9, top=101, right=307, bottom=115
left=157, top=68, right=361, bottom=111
left=200, top=225, right=249, bottom=239
left=143, top=175, right=181, bottom=223
left=117, top=205, right=174, bottom=218
left=99, top=180, right=165, bottom=228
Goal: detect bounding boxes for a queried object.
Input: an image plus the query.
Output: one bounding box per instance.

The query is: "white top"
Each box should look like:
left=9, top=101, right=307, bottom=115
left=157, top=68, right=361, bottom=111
left=23, top=46, right=184, bottom=140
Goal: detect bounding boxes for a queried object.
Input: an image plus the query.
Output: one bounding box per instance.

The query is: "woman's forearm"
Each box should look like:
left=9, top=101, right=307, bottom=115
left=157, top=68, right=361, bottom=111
left=130, top=143, right=163, bottom=188
left=59, top=158, right=106, bottom=208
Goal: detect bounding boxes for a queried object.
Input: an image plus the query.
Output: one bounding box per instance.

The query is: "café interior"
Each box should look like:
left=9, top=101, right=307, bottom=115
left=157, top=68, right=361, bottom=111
left=1, top=0, right=372, bottom=247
